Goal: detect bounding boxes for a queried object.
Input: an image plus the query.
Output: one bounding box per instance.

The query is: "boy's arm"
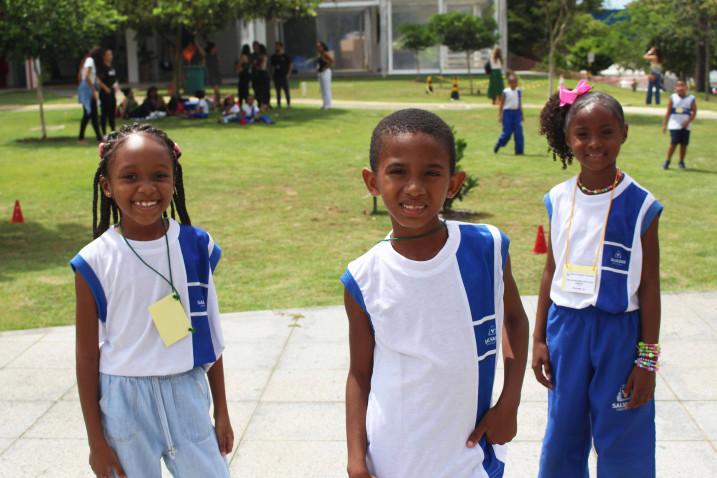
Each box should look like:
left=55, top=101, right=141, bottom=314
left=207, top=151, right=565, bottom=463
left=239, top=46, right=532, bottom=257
left=626, top=215, right=661, bottom=409
left=662, top=98, right=673, bottom=132
left=685, top=99, right=697, bottom=128
left=75, top=274, right=126, bottom=478
left=467, top=255, right=528, bottom=447
left=344, top=288, right=375, bottom=478
left=532, top=234, right=555, bottom=388
left=498, top=93, right=505, bottom=123
left=208, top=356, right=234, bottom=455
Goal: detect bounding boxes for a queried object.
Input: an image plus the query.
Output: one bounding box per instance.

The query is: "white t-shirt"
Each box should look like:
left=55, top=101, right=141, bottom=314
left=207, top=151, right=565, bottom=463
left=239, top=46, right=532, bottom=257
left=545, top=173, right=663, bottom=313
left=82, top=57, right=96, bottom=84
left=341, top=221, right=509, bottom=478
left=668, top=93, right=695, bottom=130
left=502, top=87, right=521, bottom=110
left=490, top=58, right=503, bottom=70
left=242, top=103, right=259, bottom=118
left=197, top=98, right=210, bottom=114
left=70, top=219, right=224, bottom=376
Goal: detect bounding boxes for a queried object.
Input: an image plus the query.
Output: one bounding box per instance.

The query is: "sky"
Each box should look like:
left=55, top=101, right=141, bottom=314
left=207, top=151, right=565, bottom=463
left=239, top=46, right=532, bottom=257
left=603, top=0, right=631, bottom=8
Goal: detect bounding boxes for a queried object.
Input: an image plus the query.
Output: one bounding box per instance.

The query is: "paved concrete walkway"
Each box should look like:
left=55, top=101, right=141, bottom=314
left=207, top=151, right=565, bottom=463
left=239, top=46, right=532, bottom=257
left=0, top=293, right=716, bottom=477
left=2, top=99, right=717, bottom=119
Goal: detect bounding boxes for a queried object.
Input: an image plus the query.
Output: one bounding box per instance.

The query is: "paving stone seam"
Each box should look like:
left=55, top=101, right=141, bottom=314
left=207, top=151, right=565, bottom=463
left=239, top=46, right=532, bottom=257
left=0, top=381, right=76, bottom=460
left=0, top=332, right=47, bottom=370
left=228, top=315, right=298, bottom=465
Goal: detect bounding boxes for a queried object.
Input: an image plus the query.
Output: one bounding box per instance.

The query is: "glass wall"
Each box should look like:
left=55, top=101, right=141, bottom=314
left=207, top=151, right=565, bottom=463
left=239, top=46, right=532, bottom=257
left=317, top=9, right=368, bottom=71
left=390, top=0, right=440, bottom=71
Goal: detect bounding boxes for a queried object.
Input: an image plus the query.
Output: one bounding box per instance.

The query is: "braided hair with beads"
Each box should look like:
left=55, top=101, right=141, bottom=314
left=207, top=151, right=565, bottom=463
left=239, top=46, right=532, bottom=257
left=539, top=90, right=625, bottom=169
left=92, top=123, right=191, bottom=238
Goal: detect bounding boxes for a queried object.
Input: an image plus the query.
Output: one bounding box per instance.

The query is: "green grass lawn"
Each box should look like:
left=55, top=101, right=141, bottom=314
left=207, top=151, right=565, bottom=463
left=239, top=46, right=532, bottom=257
left=1, top=104, right=715, bottom=330
left=3, top=75, right=717, bottom=111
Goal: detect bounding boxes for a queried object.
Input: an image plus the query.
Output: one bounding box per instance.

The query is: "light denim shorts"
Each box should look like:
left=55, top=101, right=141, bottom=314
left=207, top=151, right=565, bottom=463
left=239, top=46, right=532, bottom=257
left=99, top=367, right=229, bottom=477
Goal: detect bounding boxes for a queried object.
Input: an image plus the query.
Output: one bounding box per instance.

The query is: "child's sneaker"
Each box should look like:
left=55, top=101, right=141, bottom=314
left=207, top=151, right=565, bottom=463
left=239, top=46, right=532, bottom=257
left=679, top=161, right=686, bottom=169
left=662, top=160, right=670, bottom=170
left=494, top=144, right=500, bottom=154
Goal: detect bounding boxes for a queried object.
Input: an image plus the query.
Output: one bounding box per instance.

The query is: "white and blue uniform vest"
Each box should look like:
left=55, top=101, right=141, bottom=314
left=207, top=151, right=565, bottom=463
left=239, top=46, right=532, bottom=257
left=341, top=221, right=509, bottom=478
left=545, top=173, right=663, bottom=314
left=70, top=219, right=224, bottom=376
left=667, top=93, right=695, bottom=130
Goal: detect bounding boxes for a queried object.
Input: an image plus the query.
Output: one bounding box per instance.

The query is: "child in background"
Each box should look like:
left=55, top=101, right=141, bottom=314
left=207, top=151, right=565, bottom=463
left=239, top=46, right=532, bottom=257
left=242, top=94, right=273, bottom=124
left=220, top=95, right=244, bottom=124
left=343, top=108, right=529, bottom=478
left=71, top=124, right=232, bottom=477
left=494, top=73, right=524, bottom=155
left=450, top=77, right=460, bottom=100
left=662, top=79, right=697, bottom=170
left=533, top=82, right=663, bottom=477
left=186, top=90, right=210, bottom=119
left=119, top=88, right=141, bottom=119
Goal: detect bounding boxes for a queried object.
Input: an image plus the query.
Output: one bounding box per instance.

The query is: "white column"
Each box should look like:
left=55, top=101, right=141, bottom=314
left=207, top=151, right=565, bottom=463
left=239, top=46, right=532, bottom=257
left=381, top=0, right=390, bottom=75
left=496, top=0, right=508, bottom=68
left=255, top=19, right=267, bottom=44
left=126, top=28, right=139, bottom=84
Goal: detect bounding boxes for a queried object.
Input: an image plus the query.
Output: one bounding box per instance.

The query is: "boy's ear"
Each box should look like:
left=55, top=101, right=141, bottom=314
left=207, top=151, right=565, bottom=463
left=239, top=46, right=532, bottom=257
left=362, top=167, right=379, bottom=196
left=446, top=171, right=466, bottom=199
left=622, top=124, right=629, bottom=144
left=99, top=175, right=112, bottom=198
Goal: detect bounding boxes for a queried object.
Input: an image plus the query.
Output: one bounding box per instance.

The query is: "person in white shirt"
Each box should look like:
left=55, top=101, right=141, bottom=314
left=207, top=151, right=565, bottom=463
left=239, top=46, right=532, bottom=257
left=661, top=80, right=697, bottom=169
left=78, top=47, right=103, bottom=143
left=494, top=73, right=524, bottom=155
left=71, top=124, right=232, bottom=478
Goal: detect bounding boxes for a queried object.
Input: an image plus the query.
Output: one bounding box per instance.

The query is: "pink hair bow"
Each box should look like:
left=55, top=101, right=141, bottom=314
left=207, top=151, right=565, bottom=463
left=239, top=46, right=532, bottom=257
left=558, top=80, right=592, bottom=107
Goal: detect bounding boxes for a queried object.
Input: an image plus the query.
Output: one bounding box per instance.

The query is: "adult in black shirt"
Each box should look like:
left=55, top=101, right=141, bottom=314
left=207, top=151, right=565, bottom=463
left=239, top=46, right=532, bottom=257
left=270, top=42, right=292, bottom=108
left=97, top=49, right=118, bottom=136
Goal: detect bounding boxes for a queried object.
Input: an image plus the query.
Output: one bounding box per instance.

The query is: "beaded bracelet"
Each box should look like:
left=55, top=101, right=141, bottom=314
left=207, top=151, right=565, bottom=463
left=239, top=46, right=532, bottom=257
left=634, top=341, right=661, bottom=372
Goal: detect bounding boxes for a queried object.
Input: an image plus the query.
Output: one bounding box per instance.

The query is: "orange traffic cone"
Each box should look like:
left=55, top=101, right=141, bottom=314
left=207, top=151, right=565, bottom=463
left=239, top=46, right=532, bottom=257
left=533, top=225, right=547, bottom=254
left=11, top=200, right=24, bottom=224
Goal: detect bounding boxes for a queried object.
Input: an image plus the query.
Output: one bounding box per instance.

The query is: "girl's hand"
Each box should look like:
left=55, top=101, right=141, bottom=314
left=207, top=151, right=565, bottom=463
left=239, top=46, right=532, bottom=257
left=466, top=401, right=518, bottom=447
left=624, top=365, right=656, bottom=409
left=214, top=411, right=234, bottom=456
left=89, top=441, right=126, bottom=478
left=531, top=340, right=553, bottom=389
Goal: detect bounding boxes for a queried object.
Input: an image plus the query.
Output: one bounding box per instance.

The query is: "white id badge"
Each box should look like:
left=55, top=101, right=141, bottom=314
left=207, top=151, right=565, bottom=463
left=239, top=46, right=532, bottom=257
left=561, top=263, right=597, bottom=294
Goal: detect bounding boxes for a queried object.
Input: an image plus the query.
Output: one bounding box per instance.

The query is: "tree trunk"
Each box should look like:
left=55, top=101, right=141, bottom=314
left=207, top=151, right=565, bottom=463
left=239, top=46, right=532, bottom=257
left=467, top=51, right=473, bottom=95
left=174, top=26, right=183, bottom=95
left=33, top=59, right=47, bottom=140
left=415, top=50, right=420, bottom=77
left=706, top=16, right=712, bottom=101
left=548, top=46, right=555, bottom=98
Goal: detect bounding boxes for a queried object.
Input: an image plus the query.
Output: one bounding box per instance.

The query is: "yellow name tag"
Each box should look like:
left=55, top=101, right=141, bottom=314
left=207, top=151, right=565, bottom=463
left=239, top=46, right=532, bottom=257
left=561, top=263, right=597, bottom=295
left=148, top=293, right=192, bottom=347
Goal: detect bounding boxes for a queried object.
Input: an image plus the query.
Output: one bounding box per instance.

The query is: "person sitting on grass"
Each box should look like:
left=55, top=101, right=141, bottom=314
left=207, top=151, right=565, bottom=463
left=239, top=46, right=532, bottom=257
left=186, top=90, right=210, bottom=119
left=220, top=95, right=244, bottom=124
left=241, top=95, right=273, bottom=124
left=140, top=86, right=167, bottom=120
left=119, top=88, right=141, bottom=119
left=167, top=83, right=187, bottom=116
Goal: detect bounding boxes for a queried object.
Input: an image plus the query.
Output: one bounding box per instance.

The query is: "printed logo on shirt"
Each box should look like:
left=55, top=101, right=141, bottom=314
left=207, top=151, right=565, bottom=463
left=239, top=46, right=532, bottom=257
left=485, top=325, right=497, bottom=346
left=196, top=298, right=206, bottom=308
left=611, top=385, right=631, bottom=411
left=610, top=250, right=627, bottom=267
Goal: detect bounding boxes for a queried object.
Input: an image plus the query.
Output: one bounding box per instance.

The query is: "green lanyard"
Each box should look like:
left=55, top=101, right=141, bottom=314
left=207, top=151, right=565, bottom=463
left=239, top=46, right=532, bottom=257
left=376, top=219, right=447, bottom=244
left=119, top=219, right=180, bottom=301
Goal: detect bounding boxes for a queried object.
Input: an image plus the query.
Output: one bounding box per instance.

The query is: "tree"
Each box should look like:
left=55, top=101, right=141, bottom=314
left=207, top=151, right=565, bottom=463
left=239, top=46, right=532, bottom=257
left=0, top=0, right=124, bottom=138
left=443, top=128, right=478, bottom=213
left=114, top=0, right=320, bottom=95
left=397, top=24, right=436, bottom=75
left=429, top=12, right=497, bottom=95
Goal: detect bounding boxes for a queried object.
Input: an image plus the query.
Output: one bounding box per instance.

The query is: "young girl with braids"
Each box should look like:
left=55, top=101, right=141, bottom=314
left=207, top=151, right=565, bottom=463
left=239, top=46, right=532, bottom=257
left=70, top=123, right=232, bottom=478
left=532, top=82, right=663, bottom=478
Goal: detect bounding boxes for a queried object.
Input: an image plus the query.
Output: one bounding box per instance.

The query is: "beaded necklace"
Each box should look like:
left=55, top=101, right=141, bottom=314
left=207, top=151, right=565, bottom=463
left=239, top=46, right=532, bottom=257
left=577, top=169, right=624, bottom=195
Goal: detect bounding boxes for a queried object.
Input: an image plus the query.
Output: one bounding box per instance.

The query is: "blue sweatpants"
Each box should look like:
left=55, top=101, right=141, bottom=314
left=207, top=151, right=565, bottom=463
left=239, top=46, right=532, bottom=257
left=495, top=109, right=524, bottom=154
left=99, top=367, right=230, bottom=478
left=539, top=305, right=655, bottom=478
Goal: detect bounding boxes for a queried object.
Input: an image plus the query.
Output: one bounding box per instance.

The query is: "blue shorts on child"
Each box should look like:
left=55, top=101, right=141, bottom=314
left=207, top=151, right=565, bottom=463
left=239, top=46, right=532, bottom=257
left=539, top=305, right=655, bottom=478
left=99, top=367, right=229, bottom=477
